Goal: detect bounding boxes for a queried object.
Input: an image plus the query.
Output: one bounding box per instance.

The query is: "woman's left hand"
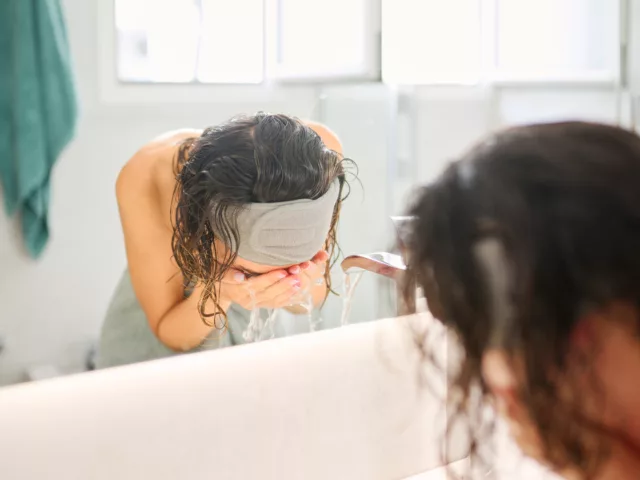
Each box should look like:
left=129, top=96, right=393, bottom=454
left=285, top=250, right=330, bottom=308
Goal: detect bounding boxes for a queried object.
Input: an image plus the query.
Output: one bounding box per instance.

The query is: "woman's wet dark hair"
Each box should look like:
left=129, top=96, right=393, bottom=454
left=402, top=121, right=640, bottom=477
left=172, top=112, right=355, bottom=327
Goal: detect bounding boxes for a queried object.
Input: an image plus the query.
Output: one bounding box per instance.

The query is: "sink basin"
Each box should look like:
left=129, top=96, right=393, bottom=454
left=0, top=314, right=468, bottom=480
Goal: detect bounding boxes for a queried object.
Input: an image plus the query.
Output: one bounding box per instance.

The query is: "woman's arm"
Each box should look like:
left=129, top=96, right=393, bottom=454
left=115, top=135, right=224, bottom=352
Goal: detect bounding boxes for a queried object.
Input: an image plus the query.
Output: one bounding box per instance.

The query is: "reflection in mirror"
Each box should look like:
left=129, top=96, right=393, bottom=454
left=0, top=0, right=630, bottom=377
left=96, top=115, right=352, bottom=369
left=1, top=0, right=637, bottom=478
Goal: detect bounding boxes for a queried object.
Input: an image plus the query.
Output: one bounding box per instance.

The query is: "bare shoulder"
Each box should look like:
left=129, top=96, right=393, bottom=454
left=304, top=121, right=343, bottom=154
left=116, top=129, right=201, bottom=224
left=118, top=129, right=202, bottom=194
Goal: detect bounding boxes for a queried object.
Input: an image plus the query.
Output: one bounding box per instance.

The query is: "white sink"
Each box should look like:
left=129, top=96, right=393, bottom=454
left=0, top=314, right=481, bottom=479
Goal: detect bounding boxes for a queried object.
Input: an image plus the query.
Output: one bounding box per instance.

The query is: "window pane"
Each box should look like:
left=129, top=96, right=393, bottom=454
left=116, top=0, right=200, bottom=83
left=115, top=0, right=264, bottom=84
left=382, top=0, right=482, bottom=84
left=196, top=0, right=264, bottom=83
left=275, top=0, right=376, bottom=80
left=496, top=0, right=618, bottom=78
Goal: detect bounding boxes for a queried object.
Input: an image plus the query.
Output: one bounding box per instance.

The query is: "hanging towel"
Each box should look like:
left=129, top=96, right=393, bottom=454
left=0, top=0, right=78, bottom=258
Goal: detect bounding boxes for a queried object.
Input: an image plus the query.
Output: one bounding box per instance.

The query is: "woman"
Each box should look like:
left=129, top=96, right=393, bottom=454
left=403, top=122, right=640, bottom=479
left=97, top=113, right=350, bottom=369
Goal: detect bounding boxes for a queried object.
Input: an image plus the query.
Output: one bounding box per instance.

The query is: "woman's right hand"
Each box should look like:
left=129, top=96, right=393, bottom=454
left=219, top=268, right=303, bottom=310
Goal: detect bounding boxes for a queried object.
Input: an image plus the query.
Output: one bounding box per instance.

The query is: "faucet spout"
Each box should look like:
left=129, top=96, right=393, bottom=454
left=340, top=216, right=417, bottom=316
left=340, top=252, right=405, bottom=278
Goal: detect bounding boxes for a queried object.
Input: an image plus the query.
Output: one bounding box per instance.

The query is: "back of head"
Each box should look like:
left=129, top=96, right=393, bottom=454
left=180, top=112, right=341, bottom=205
left=172, top=112, right=351, bottom=321
left=404, top=121, right=640, bottom=475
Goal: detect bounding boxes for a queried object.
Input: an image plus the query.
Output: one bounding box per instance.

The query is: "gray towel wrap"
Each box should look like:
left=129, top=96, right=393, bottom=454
left=217, top=180, right=340, bottom=266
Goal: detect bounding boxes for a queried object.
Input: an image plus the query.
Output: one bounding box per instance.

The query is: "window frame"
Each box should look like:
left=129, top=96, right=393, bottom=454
left=100, top=0, right=623, bottom=106
left=100, top=0, right=295, bottom=105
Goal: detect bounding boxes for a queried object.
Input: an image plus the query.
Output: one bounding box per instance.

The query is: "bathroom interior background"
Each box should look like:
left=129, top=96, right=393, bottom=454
left=0, top=0, right=639, bottom=386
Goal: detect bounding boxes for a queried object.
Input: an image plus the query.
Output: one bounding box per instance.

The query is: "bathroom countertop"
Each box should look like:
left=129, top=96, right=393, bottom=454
left=0, top=316, right=467, bottom=480
left=0, top=313, right=562, bottom=480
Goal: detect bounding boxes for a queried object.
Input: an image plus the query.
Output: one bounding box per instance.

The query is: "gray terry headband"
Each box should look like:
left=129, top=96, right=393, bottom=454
left=222, top=181, right=341, bottom=266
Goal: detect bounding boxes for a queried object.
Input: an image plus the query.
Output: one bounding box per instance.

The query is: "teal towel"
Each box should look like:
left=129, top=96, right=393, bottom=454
left=0, top=0, right=78, bottom=258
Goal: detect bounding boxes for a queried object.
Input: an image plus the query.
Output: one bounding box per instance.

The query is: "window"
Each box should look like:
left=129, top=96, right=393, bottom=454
left=382, top=0, right=619, bottom=85
left=115, top=0, right=264, bottom=83
left=113, top=0, right=620, bottom=86
left=114, top=0, right=380, bottom=84
left=382, top=0, right=482, bottom=84
left=275, top=0, right=380, bottom=81
left=493, top=0, right=619, bottom=82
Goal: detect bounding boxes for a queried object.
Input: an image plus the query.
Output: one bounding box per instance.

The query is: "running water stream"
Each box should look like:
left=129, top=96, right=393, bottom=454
left=242, top=270, right=366, bottom=342
left=340, top=271, right=364, bottom=326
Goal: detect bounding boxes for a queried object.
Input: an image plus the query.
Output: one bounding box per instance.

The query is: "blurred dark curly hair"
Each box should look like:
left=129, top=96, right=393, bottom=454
left=402, top=121, right=640, bottom=478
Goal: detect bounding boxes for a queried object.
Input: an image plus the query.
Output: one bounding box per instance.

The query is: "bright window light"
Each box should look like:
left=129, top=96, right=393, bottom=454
left=382, top=0, right=483, bottom=85
left=196, top=0, right=264, bottom=83
left=495, top=0, right=618, bottom=80
left=116, top=0, right=200, bottom=82
left=113, top=0, right=620, bottom=86
left=275, top=0, right=378, bottom=80
left=115, top=0, right=264, bottom=84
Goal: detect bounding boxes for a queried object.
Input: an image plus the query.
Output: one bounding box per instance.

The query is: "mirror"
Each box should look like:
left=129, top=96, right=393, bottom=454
left=0, top=0, right=631, bottom=388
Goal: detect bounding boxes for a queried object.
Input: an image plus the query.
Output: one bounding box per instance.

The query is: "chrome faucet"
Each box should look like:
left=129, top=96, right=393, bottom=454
left=341, top=216, right=416, bottom=316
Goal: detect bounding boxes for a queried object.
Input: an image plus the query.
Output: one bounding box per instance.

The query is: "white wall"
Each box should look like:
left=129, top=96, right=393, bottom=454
left=0, top=0, right=623, bottom=386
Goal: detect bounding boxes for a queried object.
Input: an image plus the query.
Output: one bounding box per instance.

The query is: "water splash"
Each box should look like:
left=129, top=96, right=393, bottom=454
left=340, top=271, right=364, bottom=326
left=300, top=288, right=317, bottom=332
left=287, top=286, right=317, bottom=332
left=308, top=267, right=326, bottom=332
left=242, top=287, right=262, bottom=343
left=230, top=269, right=366, bottom=342
left=261, top=308, right=278, bottom=341
left=242, top=284, right=319, bottom=342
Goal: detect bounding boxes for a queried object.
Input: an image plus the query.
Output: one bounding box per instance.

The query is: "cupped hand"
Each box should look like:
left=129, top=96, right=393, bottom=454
left=285, top=251, right=329, bottom=306
left=287, top=250, right=329, bottom=288
left=219, top=268, right=303, bottom=310
left=219, top=251, right=329, bottom=311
